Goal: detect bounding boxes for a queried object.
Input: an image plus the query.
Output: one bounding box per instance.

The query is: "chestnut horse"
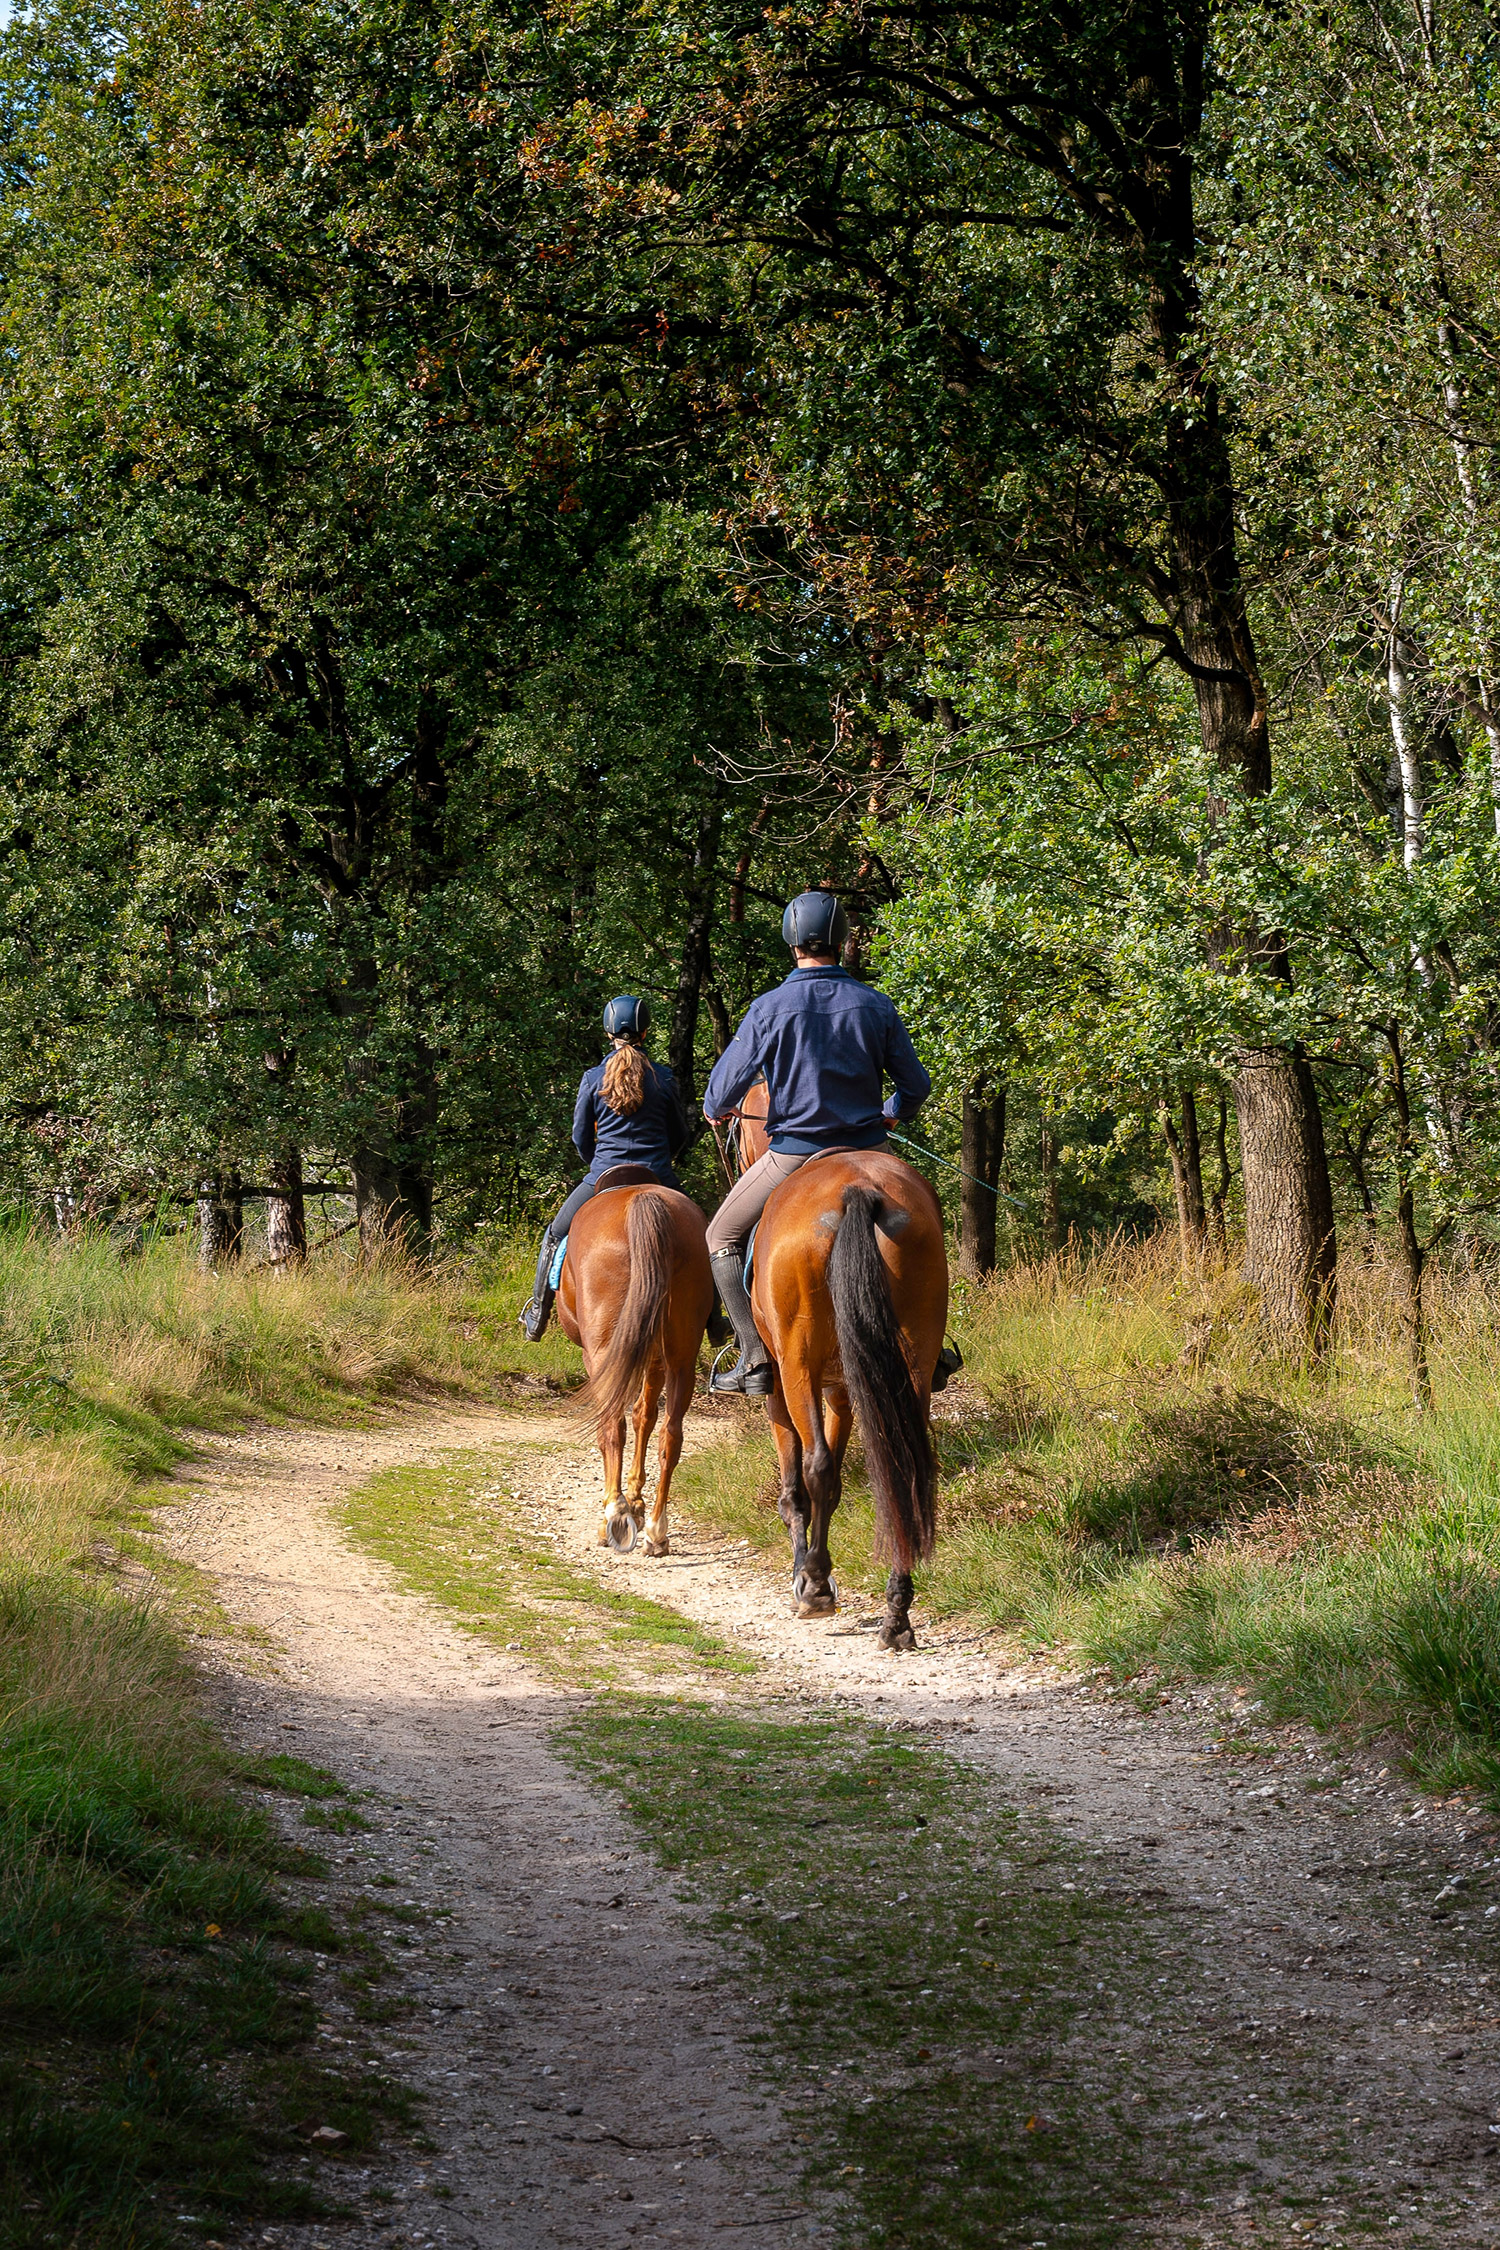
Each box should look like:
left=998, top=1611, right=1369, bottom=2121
left=730, top=1086, right=948, bottom=1649
left=556, top=1168, right=714, bottom=1557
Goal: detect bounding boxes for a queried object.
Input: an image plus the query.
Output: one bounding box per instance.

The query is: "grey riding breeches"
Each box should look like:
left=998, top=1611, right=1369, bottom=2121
left=706, top=1148, right=812, bottom=1257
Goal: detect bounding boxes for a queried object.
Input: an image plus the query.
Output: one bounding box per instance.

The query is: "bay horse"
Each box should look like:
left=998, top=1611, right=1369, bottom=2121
left=730, top=1086, right=948, bottom=1649
left=556, top=1167, right=714, bottom=1557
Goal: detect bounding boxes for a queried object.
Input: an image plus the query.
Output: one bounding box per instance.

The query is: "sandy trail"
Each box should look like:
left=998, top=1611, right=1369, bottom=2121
left=161, top=1407, right=826, bottom=2250
left=162, top=1399, right=1500, bottom=2246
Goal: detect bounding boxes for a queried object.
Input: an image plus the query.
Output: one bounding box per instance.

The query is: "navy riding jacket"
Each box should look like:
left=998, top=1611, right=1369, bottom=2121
left=573, top=1058, right=690, bottom=1181
left=702, top=966, right=931, bottom=1154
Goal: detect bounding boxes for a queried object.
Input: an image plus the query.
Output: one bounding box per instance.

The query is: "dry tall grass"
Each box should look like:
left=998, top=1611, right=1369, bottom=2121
left=672, top=1229, right=1500, bottom=1797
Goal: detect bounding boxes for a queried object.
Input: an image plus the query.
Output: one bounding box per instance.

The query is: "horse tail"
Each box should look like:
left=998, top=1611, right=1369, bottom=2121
left=582, top=1191, right=675, bottom=1426
left=827, top=1184, right=936, bottom=1571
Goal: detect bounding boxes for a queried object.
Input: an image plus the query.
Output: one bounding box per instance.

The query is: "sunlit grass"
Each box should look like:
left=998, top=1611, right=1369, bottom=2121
left=672, top=1232, right=1500, bottom=1797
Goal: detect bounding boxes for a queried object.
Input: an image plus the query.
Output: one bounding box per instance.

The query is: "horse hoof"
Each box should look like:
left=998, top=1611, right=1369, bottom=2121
left=878, top=1622, right=917, bottom=1652
left=604, top=1512, right=638, bottom=1554
left=796, top=1591, right=837, bottom=1620
left=644, top=1536, right=669, bottom=1558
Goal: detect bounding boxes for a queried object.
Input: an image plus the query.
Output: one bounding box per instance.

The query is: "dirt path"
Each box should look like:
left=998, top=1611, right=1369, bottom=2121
left=161, top=1402, right=1500, bottom=2247
left=160, top=1407, right=827, bottom=2250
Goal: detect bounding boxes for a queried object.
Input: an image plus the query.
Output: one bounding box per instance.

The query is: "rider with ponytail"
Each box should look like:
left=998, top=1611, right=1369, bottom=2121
left=521, top=996, right=690, bottom=1341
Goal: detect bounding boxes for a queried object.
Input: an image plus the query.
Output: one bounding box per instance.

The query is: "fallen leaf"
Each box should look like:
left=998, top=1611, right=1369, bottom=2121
left=203, top=1924, right=221, bottom=1938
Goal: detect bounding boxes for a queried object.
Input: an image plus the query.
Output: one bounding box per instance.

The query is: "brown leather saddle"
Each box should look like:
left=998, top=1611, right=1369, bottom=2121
left=591, top=1163, right=665, bottom=1194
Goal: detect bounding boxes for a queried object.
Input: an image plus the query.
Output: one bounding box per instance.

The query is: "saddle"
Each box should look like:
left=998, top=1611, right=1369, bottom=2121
left=591, top=1162, right=664, bottom=1193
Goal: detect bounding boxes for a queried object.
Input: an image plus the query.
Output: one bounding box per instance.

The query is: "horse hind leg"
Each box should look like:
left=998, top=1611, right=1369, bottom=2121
left=767, top=1386, right=811, bottom=1595
left=880, top=1569, right=917, bottom=1652
left=779, top=1370, right=839, bottom=1619
left=625, top=1367, right=663, bottom=1533
left=597, top=1406, right=629, bottom=1548
left=644, top=1358, right=692, bottom=1558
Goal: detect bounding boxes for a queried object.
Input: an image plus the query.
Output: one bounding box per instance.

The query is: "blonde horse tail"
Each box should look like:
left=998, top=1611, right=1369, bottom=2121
left=582, top=1191, right=675, bottom=1427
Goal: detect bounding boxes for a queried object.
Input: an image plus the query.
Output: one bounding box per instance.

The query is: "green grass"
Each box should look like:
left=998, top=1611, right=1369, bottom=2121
left=340, top=1448, right=755, bottom=1684
left=669, top=1237, right=1500, bottom=1804
left=0, top=1590, right=416, bottom=2248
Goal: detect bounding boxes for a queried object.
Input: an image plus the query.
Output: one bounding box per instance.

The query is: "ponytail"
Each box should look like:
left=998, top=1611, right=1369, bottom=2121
left=601, top=1042, right=648, bottom=1117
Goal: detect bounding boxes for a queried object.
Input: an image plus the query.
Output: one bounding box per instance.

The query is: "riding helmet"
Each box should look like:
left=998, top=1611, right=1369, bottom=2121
left=602, top=994, right=651, bottom=1041
left=781, top=889, right=849, bottom=956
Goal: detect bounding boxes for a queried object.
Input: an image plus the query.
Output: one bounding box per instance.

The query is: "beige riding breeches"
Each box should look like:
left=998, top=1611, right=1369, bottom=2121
left=705, top=1148, right=811, bottom=1256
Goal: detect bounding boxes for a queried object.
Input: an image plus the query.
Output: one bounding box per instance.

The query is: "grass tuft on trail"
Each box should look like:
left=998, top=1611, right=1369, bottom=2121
left=563, top=1697, right=1232, bottom=2248
left=340, top=1448, right=754, bottom=1683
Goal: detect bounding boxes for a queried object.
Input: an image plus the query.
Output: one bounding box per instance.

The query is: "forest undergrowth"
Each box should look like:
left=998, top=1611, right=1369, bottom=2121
left=671, top=1232, right=1500, bottom=1805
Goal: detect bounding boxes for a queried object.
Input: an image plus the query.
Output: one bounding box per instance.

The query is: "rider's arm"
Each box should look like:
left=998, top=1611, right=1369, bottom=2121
left=702, top=1015, right=765, bottom=1123
left=881, top=1012, right=933, bottom=1123
left=571, top=1076, right=597, bottom=1165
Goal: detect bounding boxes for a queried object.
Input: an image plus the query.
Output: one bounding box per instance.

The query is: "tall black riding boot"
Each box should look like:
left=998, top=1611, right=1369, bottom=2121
left=520, top=1230, right=556, bottom=1343
left=708, top=1249, right=773, bottom=1396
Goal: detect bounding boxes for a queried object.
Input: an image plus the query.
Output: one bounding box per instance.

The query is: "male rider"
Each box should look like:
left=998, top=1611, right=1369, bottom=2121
left=701, top=889, right=932, bottom=1395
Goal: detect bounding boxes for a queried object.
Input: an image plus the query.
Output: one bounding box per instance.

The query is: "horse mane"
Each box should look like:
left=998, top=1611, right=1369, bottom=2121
left=580, top=1190, right=675, bottom=1427
left=601, top=1044, right=648, bottom=1116
left=826, top=1183, right=936, bottom=1570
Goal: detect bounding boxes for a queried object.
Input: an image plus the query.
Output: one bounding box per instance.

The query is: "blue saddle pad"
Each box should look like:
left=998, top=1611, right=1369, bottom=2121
left=548, top=1235, right=568, bottom=1290
left=743, top=1222, right=758, bottom=1293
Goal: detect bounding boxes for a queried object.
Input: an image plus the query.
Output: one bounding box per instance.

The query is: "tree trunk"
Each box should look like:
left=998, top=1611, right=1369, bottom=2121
left=1149, top=209, right=1339, bottom=1349
left=1179, top=1088, right=1207, bottom=1244
left=958, top=1077, right=1004, bottom=1278
left=1337, top=1124, right=1380, bottom=1263
left=197, top=1170, right=243, bottom=1271
left=1234, top=1051, right=1336, bottom=1350
left=1161, top=1089, right=1208, bottom=1268
left=1208, top=1094, right=1232, bottom=1258
left=1394, top=1182, right=1432, bottom=1412
left=1040, top=1119, right=1061, bottom=1255
left=668, top=790, right=723, bottom=1119
left=353, top=1137, right=432, bottom=1260
left=266, top=1145, right=308, bottom=1272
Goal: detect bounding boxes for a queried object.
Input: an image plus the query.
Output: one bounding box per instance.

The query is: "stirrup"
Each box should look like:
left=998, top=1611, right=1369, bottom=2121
left=932, top=1340, right=964, bottom=1394
left=519, top=1292, right=552, bottom=1344
left=708, top=1344, right=773, bottom=1398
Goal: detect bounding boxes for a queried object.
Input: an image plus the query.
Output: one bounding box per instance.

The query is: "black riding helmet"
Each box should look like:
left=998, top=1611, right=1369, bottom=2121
left=781, top=889, right=849, bottom=956
left=602, top=994, right=651, bottom=1041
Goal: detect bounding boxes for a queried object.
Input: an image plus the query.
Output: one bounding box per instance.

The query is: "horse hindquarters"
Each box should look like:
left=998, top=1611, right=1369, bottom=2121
left=826, top=1185, right=937, bottom=1650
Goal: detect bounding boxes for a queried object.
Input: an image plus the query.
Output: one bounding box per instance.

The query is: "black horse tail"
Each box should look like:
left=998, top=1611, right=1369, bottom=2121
left=827, top=1184, right=936, bottom=1572
left=582, top=1191, right=675, bottom=1428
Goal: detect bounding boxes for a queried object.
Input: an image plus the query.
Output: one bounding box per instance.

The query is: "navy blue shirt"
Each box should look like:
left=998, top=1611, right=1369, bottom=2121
left=702, top=966, right=931, bottom=1154
left=573, top=1057, right=690, bottom=1179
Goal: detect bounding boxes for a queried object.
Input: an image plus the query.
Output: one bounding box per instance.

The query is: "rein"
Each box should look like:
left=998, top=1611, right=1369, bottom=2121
left=886, top=1129, right=1029, bottom=1210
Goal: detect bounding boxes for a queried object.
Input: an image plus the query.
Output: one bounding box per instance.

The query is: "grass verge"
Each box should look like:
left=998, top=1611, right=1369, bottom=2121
left=0, top=1593, right=416, bottom=2249
left=674, top=1237, right=1500, bottom=1805
left=339, top=1448, right=755, bottom=1685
